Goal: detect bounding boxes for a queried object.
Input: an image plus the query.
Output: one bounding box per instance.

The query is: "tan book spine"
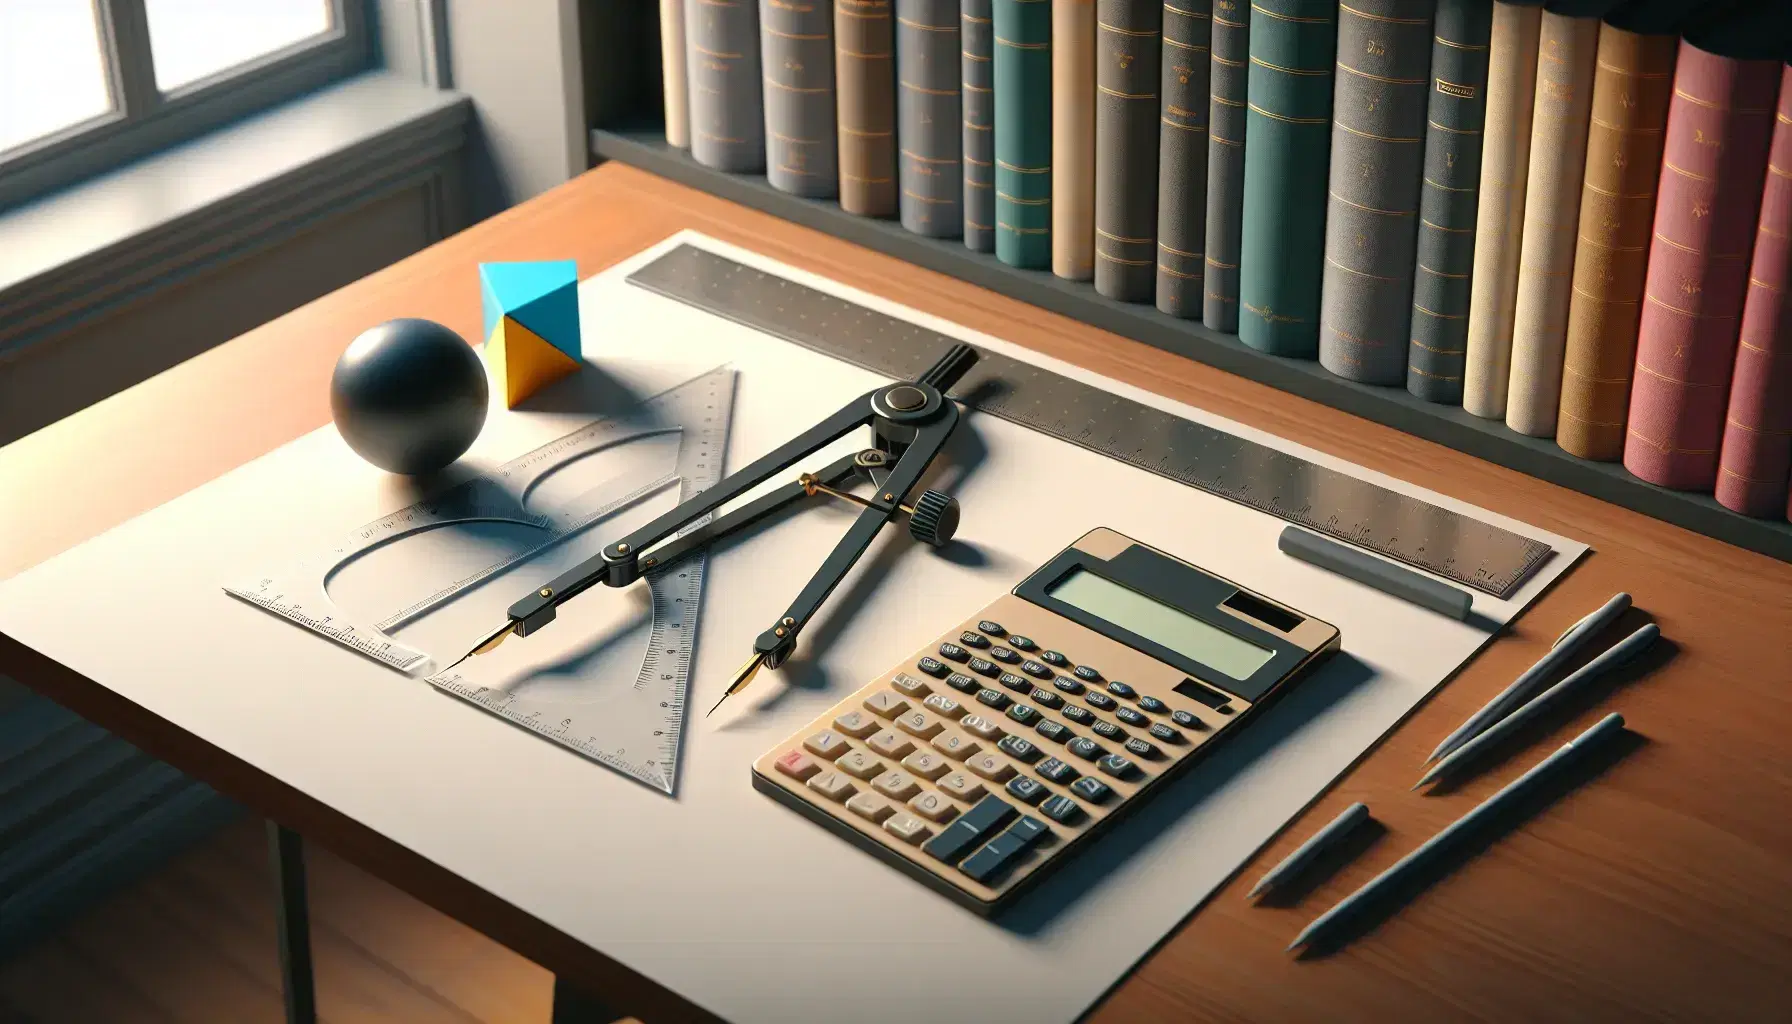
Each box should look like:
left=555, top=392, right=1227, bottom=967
left=662, top=0, right=691, bottom=147
left=1462, top=0, right=1541, bottom=419
left=1554, top=26, right=1677, bottom=460
left=1504, top=12, right=1599, bottom=436
left=1053, top=0, right=1097, bottom=280
left=836, top=0, right=899, bottom=216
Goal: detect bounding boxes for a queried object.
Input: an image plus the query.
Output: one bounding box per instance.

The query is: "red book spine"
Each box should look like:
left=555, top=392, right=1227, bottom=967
left=1622, top=43, right=1782, bottom=491
left=1717, top=67, right=1792, bottom=517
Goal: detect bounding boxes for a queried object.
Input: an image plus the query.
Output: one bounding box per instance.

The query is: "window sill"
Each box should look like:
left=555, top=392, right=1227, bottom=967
left=0, top=70, right=471, bottom=361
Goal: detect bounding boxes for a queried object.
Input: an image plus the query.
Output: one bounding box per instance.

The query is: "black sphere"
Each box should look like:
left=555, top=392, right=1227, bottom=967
left=330, top=318, right=488, bottom=475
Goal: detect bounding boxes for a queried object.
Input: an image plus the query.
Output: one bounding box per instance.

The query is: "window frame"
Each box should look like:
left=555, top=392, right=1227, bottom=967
left=0, top=0, right=371, bottom=213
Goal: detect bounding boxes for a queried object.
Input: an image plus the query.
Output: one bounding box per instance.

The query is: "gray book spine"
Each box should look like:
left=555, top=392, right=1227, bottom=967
left=1203, top=0, right=1248, bottom=331
left=1407, top=0, right=1491, bottom=403
left=1156, top=0, right=1213, bottom=318
left=1317, top=0, right=1436, bottom=385
left=897, top=0, right=963, bottom=236
left=963, top=0, right=996, bottom=250
left=762, top=0, right=838, bottom=196
left=1095, top=0, right=1163, bottom=302
left=687, top=0, right=766, bottom=172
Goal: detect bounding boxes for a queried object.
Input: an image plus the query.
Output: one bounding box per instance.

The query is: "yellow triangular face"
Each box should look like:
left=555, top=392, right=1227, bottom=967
left=485, top=315, right=580, bottom=408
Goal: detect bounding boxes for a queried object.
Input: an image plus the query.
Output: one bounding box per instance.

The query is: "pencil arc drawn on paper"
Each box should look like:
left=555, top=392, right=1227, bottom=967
left=224, top=365, right=738, bottom=795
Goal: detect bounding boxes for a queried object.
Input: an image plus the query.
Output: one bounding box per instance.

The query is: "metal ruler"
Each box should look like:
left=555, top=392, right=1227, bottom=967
left=228, top=367, right=736, bottom=793
left=628, top=244, right=1553, bottom=599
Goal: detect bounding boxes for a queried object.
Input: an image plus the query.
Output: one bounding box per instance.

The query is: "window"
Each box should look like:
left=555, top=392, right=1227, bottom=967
left=0, top=0, right=369, bottom=212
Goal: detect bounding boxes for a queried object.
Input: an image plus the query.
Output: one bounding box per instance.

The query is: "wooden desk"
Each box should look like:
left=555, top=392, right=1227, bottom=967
left=2, top=163, right=1787, bottom=1022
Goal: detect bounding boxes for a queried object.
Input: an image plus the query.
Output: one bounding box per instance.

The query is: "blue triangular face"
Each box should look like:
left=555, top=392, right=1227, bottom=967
left=480, top=261, right=578, bottom=344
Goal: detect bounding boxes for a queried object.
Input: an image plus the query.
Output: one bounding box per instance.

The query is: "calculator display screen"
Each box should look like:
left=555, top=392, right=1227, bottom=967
left=1047, top=568, right=1275, bottom=681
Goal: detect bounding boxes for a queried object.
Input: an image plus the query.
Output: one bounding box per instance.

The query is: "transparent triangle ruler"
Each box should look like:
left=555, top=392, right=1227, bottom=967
left=226, top=366, right=736, bottom=794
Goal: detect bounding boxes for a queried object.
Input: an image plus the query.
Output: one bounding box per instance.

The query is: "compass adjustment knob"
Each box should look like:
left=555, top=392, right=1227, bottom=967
left=907, top=490, right=960, bottom=547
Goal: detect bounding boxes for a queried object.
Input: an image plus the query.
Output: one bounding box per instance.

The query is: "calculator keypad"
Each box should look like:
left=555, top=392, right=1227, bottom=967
left=755, top=597, right=1268, bottom=912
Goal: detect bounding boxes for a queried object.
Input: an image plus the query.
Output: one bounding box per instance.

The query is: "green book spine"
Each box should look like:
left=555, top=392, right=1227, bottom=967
left=1156, top=0, right=1214, bottom=318
left=964, top=0, right=996, bottom=251
left=1203, top=0, right=1250, bottom=330
left=1317, top=0, right=1435, bottom=385
left=995, top=0, right=1054, bottom=268
left=1238, top=0, right=1337, bottom=356
left=1095, top=1, right=1163, bottom=300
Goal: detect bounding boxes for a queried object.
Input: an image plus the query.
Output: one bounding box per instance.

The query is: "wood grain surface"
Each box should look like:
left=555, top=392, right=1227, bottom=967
left=2, top=163, right=1788, bottom=1023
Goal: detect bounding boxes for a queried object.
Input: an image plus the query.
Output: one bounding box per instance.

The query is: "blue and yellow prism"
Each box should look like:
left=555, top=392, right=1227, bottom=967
left=479, top=260, right=582, bottom=408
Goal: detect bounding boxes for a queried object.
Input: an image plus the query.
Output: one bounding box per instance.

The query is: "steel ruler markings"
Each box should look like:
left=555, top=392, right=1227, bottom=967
left=627, top=245, right=1554, bottom=599
left=226, top=367, right=735, bottom=794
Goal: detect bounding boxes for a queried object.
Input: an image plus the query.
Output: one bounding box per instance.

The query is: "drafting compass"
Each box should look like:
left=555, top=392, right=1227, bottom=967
left=450, top=343, right=982, bottom=716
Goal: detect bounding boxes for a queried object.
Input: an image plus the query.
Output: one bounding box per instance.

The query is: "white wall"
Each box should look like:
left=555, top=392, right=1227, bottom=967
left=440, top=0, right=588, bottom=218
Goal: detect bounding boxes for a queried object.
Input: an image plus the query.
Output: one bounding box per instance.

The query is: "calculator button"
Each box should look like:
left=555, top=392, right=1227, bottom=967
left=909, top=790, right=961, bottom=823
left=1097, top=754, right=1141, bottom=781
left=1070, top=777, right=1113, bottom=804
left=1138, top=695, right=1169, bottom=714
left=923, top=693, right=967, bottom=720
left=836, top=749, right=886, bottom=780
left=1084, top=691, right=1118, bottom=711
left=1021, top=660, right=1054, bottom=680
left=1028, top=687, right=1063, bottom=709
left=832, top=710, right=880, bottom=738
left=932, top=728, right=982, bottom=760
left=1115, top=707, right=1150, bottom=728
left=883, top=812, right=933, bottom=845
left=895, top=710, right=943, bottom=741
left=937, top=643, right=969, bottom=663
left=1040, top=794, right=1083, bottom=824
left=847, top=792, right=894, bottom=823
left=890, top=672, right=932, bottom=698
left=997, top=672, right=1033, bottom=694
left=1149, top=722, right=1185, bottom=744
left=922, top=795, right=1017, bottom=863
left=1091, top=720, right=1126, bottom=742
left=902, top=749, right=952, bottom=780
left=869, top=729, right=918, bottom=759
left=967, top=657, right=999, bottom=677
left=1124, top=738, right=1162, bottom=760
left=871, top=770, right=921, bottom=802
left=975, top=688, right=1013, bottom=711
left=1062, top=705, right=1096, bottom=726
left=863, top=690, right=910, bottom=719
left=1005, top=704, right=1041, bottom=727
left=1172, top=709, right=1210, bottom=731
left=1066, top=737, right=1107, bottom=762
left=1034, top=719, right=1073, bottom=744
left=967, top=752, right=1017, bottom=783
left=958, top=816, right=1049, bottom=884
left=1036, top=758, right=1080, bottom=784
left=775, top=750, right=821, bottom=782
left=1106, top=681, right=1137, bottom=700
left=989, top=646, right=1021, bottom=664
left=1052, top=676, right=1086, bottom=695
left=802, top=731, right=853, bottom=760
left=1040, top=650, right=1069, bottom=667
left=977, top=620, right=1007, bottom=636
left=960, top=714, right=1006, bottom=741
left=1005, top=776, right=1048, bottom=805
left=1218, top=705, right=1236, bottom=715
left=807, top=770, right=857, bottom=802
left=1073, top=664, right=1102, bottom=683
left=997, top=735, right=1043, bottom=763
left=916, top=657, right=950, bottom=678
left=938, top=772, right=988, bottom=803
left=946, top=672, right=981, bottom=694
left=959, top=631, right=991, bottom=649
left=1007, top=635, right=1038, bottom=651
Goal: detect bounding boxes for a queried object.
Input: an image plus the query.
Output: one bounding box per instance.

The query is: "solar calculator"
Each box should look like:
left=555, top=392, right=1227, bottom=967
left=752, top=527, right=1342, bottom=916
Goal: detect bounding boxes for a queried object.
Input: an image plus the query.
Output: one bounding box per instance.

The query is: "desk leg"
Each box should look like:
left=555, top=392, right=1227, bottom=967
left=268, top=821, right=318, bottom=1024
left=550, top=975, right=618, bottom=1023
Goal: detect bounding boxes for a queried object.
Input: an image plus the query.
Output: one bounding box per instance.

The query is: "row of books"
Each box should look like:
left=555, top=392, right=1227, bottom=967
left=656, top=1, right=1791, bottom=521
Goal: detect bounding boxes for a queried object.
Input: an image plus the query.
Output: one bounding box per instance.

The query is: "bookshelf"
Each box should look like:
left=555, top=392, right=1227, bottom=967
left=580, top=6, right=1792, bottom=566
